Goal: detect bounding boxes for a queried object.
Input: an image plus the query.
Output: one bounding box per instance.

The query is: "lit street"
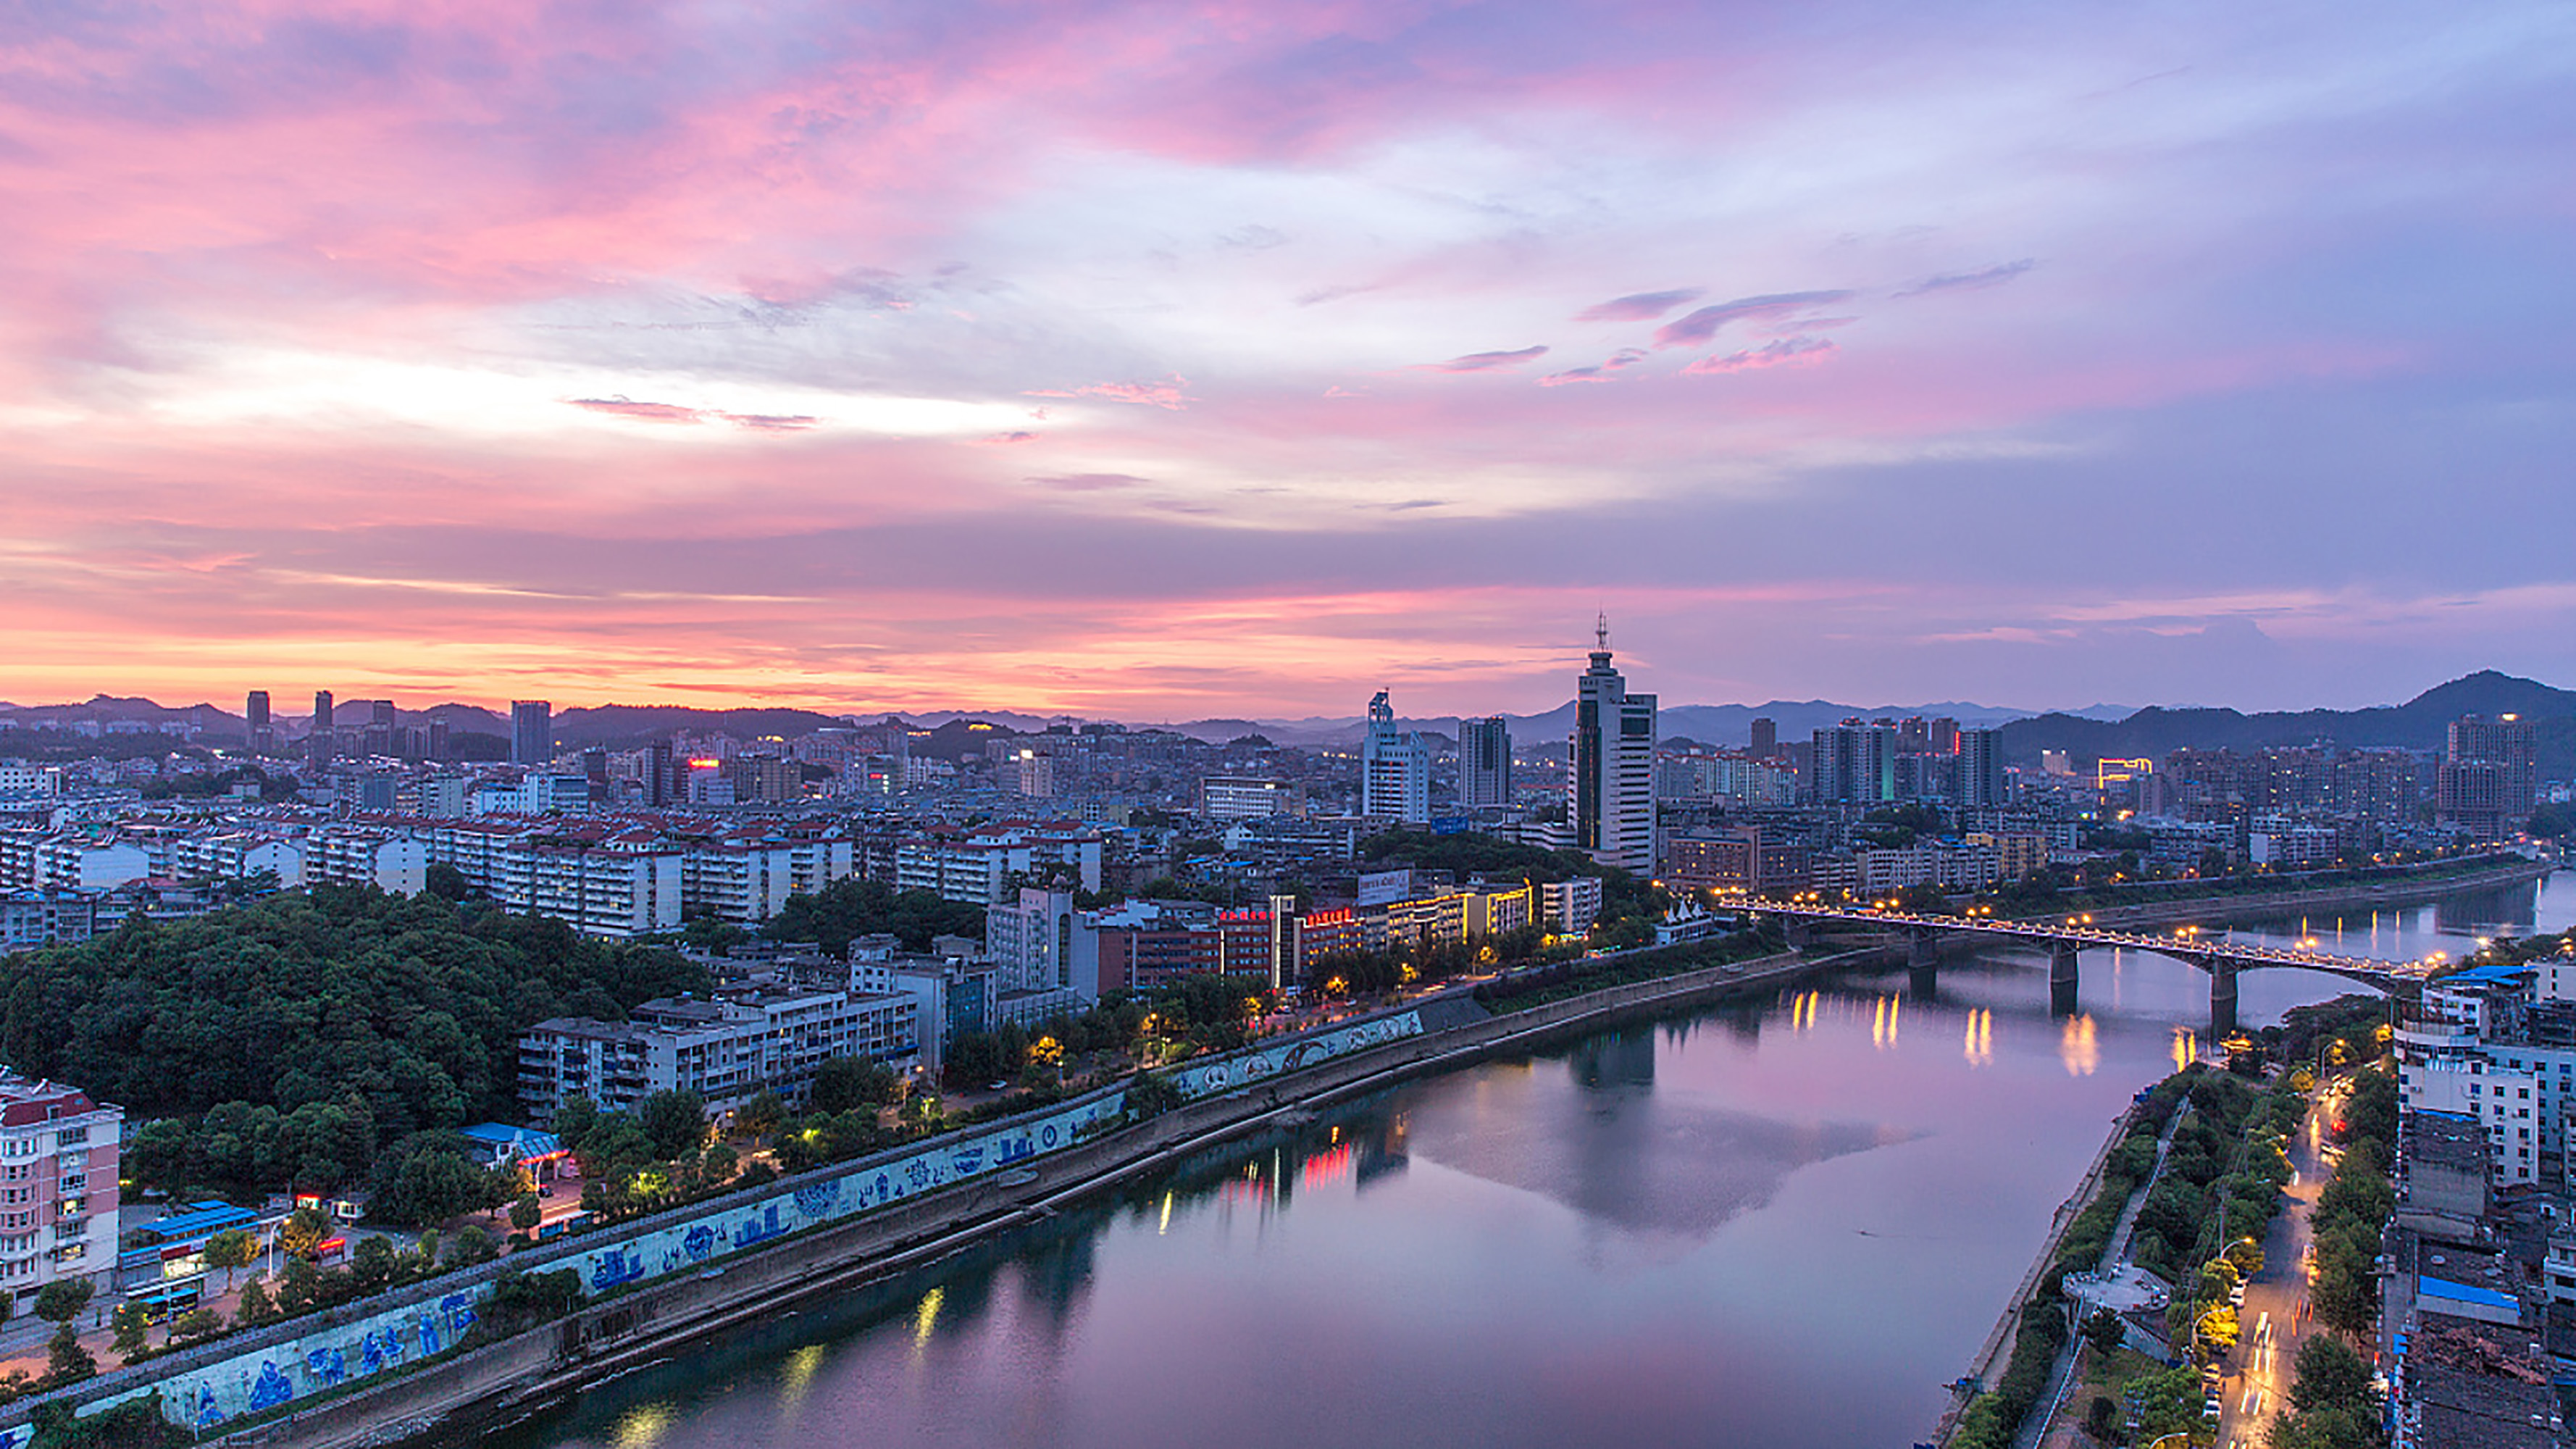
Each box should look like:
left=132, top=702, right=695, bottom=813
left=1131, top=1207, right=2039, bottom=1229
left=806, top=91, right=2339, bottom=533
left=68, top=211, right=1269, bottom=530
left=2214, top=1083, right=2334, bottom=1447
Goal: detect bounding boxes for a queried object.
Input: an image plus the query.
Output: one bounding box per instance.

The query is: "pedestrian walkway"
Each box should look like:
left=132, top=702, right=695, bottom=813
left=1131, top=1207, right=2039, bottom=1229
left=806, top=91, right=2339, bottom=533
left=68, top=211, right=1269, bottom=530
left=2012, top=1106, right=2191, bottom=1449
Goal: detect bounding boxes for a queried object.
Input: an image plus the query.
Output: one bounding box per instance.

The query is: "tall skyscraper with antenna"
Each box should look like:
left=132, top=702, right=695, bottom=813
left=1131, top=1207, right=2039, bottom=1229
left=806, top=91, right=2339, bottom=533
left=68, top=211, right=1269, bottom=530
left=1569, top=617, right=1656, bottom=871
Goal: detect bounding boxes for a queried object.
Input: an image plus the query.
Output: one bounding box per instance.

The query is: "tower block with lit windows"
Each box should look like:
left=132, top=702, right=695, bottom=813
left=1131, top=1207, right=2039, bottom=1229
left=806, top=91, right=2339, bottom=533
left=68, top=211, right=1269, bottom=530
left=1570, top=617, right=1656, bottom=872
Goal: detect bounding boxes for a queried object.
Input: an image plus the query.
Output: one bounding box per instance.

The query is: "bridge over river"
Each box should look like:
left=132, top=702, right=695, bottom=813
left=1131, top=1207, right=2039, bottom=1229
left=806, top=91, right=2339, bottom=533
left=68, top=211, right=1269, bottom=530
left=1747, top=902, right=2446, bottom=1033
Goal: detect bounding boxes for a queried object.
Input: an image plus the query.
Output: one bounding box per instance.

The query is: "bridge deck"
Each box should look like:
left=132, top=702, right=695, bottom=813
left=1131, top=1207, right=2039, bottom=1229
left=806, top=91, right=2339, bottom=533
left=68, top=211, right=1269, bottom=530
left=1753, top=905, right=2427, bottom=984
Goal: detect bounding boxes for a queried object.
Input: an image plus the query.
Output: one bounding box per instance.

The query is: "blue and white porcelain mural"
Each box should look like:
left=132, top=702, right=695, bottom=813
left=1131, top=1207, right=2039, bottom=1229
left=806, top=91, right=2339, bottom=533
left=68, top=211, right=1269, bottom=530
left=49, top=1007, right=1423, bottom=1436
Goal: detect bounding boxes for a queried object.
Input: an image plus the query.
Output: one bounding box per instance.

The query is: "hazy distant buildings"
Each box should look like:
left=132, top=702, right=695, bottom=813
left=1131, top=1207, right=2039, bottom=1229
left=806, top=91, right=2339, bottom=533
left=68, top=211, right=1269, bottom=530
left=1011, top=748, right=1055, bottom=798
left=1811, top=720, right=1895, bottom=806
left=643, top=738, right=675, bottom=807
left=1360, top=691, right=1430, bottom=824
left=2331, top=748, right=2421, bottom=824
left=1203, top=777, right=1298, bottom=820
left=1956, top=728, right=2007, bottom=809
left=1570, top=622, right=1655, bottom=871
left=511, top=699, right=553, bottom=767
left=309, top=690, right=335, bottom=769
left=245, top=690, right=272, bottom=753
left=1460, top=716, right=1512, bottom=809
left=1748, top=716, right=1777, bottom=760
left=2438, top=713, right=2537, bottom=839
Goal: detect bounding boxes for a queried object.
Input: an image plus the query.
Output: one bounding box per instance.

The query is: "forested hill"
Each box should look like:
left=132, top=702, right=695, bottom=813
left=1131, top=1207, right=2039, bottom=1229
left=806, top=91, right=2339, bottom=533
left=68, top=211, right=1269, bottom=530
left=0, top=887, right=706, bottom=1137
left=1996, top=670, right=2576, bottom=772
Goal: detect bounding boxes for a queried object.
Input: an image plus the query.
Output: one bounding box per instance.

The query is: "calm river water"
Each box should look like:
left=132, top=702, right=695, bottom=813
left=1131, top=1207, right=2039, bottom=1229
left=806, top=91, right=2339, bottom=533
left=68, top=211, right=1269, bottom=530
left=488, top=871, right=2569, bottom=1449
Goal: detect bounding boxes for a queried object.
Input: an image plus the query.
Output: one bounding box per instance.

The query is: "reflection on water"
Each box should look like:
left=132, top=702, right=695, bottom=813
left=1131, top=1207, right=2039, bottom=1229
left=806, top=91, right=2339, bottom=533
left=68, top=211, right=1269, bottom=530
left=1963, top=1007, right=1994, bottom=1067
left=2222, top=874, right=2572, bottom=964
left=2059, top=1014, right=2099, bottom=1077
left=488, top=874, right=2564, bottom=1449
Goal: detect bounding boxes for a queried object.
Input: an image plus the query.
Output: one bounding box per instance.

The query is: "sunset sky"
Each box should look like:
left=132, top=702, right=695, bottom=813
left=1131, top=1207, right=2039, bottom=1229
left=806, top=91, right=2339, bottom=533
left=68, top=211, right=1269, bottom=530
left=5, top=1, right=2572, bottom=719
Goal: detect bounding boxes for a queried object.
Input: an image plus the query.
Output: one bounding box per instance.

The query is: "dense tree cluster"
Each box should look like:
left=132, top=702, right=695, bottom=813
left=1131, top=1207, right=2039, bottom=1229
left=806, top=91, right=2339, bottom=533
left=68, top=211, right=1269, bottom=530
left=2309, top=1071, right=2398, bottom=1341
left=944, top=977, right=1262, bottom=1090
left=764, top=878, right=988, bottom=955
left=7, top=885, right=706, bottom=1206
left=2270, top=1335, right=2382, bottom=1449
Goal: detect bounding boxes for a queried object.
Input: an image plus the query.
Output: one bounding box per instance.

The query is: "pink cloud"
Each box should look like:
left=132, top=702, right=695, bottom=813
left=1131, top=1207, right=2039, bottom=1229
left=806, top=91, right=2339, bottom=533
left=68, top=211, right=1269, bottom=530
left=1026, top=375, right=1197, bottom=409
left=571, top=398, right=705, bottom=423
left=569, top=399, right=817, bottom=432
left=1681, top=336, right=1840, bottom=375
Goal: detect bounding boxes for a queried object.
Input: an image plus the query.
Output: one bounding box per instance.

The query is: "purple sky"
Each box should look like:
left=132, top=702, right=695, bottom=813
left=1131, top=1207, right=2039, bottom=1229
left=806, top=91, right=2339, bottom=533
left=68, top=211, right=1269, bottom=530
left=3, top=1, right=2571, bottom=717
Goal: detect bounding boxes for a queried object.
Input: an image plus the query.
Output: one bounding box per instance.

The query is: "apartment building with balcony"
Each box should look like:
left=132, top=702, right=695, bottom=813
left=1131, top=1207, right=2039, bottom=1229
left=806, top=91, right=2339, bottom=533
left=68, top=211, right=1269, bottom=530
left=895, top=823, right=1103, bottom=905
left=519, top=986, right=919, bottom=1122
left=304, top=827, right=427, bottom=894
left=0, top=1072, right=122, bottom=1304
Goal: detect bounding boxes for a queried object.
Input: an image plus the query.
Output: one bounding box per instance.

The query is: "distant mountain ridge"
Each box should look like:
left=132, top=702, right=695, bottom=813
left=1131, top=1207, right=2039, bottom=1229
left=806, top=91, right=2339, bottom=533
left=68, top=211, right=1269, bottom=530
left=0, top=673, right=2566, bottom=772
left=1997, top=669, right=2576, bottom=771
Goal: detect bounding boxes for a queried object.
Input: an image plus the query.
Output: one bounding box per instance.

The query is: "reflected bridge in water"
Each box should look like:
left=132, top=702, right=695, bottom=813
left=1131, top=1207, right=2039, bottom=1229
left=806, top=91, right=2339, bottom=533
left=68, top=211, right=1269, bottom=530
left=1751, top=902, right=2446, bottom=1034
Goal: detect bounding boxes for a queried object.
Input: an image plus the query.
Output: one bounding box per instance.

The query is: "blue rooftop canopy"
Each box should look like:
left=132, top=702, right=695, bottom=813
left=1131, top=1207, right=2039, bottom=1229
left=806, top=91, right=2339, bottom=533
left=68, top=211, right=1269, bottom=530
left=2420, top=1276, right=2516, bottom=1311
left=134, top=1200, right=260, bottom=1243
left=459, top=1123, right=566, bottom=1159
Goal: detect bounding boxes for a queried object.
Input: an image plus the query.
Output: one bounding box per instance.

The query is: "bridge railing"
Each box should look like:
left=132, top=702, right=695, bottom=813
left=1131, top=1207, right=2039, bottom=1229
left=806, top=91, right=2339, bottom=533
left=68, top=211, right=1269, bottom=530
left=1749, top=903, right=2422, bottom=977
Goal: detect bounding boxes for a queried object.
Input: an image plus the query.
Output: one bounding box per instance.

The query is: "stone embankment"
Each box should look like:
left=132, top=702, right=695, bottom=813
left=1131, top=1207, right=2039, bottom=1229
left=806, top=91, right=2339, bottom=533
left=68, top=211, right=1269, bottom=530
left=170, top=943, right=1841, bottom=1449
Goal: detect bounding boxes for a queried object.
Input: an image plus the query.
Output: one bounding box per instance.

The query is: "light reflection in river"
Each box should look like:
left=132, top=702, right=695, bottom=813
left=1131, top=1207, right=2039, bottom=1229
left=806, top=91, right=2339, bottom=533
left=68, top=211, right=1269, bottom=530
left=2060, top=1014, right=2099, bottom=1076
left=483, top=872, right=2568, bottom=1449
left=1963, top=1007, right=1994, bottom=1066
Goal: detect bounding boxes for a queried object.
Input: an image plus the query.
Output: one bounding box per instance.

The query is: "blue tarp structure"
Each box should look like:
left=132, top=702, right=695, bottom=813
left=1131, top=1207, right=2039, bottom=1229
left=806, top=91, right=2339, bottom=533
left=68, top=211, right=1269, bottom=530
left=459, top=1123, right=566, bottom=1164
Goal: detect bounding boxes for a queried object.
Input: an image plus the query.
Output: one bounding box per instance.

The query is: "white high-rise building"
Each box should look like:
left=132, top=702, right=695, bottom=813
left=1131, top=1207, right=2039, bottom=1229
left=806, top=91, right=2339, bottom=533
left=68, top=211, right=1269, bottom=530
left=1570, top=619, right=1655, bottom=871
left=1360, top=691, right=1430, bottom=824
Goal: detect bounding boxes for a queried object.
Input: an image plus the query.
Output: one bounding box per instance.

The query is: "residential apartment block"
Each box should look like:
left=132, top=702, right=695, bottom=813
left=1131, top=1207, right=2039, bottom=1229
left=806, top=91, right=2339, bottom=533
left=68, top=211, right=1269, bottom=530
left=0, top=1073, right=122, bottom=1304
left=519, top=985, right=919, bottom=1121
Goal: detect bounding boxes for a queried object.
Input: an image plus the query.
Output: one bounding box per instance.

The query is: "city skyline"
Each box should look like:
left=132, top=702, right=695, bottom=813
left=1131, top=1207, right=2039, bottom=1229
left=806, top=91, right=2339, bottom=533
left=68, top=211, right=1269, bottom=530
left=0, top=658, right=2565, bottom=732
left=1, top=3, right=2570, bottom=717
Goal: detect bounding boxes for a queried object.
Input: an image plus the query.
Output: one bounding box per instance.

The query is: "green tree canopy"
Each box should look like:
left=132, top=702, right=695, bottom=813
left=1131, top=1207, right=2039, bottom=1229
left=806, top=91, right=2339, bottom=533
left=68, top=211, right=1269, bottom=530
left=0, top=885, right=706, bottom=1132
left=764, top=879, right=986, bottom=954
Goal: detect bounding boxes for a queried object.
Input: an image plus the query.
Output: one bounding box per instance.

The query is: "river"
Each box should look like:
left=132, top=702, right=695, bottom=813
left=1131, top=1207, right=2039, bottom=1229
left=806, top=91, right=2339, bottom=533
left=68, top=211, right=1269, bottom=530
left=485, top=871, right=2568, bottom=1449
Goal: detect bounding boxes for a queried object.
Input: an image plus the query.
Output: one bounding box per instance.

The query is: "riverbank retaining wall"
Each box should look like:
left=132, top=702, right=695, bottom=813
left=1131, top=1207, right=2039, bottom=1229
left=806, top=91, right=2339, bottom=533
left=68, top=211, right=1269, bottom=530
left=7, top=940, right=1835, bottom=1449
left=5, top=1011, right=1434, bottom=1445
